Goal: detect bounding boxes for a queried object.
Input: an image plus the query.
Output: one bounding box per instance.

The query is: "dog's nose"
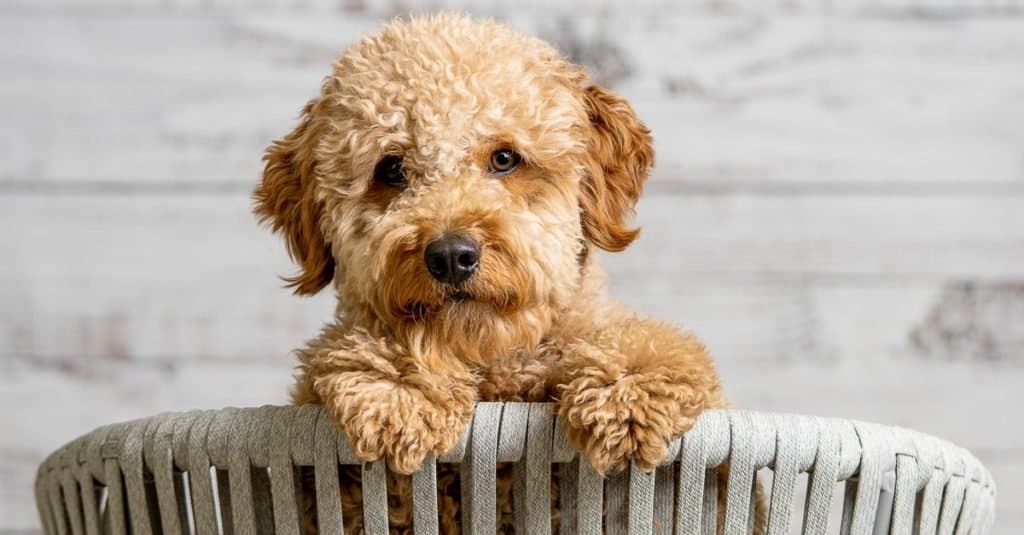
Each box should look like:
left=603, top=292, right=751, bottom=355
left=424, top=234, right=480, bottom=285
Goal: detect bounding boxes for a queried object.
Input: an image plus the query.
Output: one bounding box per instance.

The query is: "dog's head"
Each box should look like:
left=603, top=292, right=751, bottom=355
left=255, top=13, right=652, bottom=362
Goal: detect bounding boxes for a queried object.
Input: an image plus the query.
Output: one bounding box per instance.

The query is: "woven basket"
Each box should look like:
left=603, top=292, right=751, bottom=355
left=35, top=403, right=996, bottom=534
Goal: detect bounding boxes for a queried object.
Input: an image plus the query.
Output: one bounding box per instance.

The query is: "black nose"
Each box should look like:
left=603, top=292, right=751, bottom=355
left=424, top=234, right=480, bottom=285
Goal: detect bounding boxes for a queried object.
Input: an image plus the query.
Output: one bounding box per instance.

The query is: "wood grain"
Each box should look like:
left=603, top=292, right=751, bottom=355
left=0, top=193, right=334, bottom=362
left=2, top=10, right=1022, bottom=186
left=3, top=192, right=1021, bottom=363
left=2, top=0, right=1022, bottom=16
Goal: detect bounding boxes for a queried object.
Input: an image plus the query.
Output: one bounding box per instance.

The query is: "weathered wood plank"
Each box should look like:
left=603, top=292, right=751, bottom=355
left=2, top=12, right=1022, bottom=186
left=618, top=194, right=1024, bottom=279
left=2, top=0, right=1022, bottom=17
left=0, top=193, right=335, bottom=361
left=2, top=193, right=1021, bottom=363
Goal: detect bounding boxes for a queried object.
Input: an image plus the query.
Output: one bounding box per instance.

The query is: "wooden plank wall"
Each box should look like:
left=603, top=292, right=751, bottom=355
left=2, top=1, right=1022, bottom=532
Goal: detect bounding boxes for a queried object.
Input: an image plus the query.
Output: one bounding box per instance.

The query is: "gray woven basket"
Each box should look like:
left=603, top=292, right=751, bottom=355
left=35, top=403, right=996, bottom=534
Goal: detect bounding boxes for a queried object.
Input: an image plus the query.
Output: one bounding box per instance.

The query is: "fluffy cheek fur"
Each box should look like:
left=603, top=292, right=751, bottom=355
left=329, top=172, right=585, bottom=366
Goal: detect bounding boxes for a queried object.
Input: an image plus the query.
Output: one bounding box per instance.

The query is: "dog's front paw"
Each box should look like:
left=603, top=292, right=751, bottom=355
left=324, top=382, right=472, bottom=474
left=559, top=365, right=704, bottom=474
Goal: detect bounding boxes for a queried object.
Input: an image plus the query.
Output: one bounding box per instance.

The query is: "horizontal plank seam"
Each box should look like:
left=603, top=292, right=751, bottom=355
left=4, top=179, right=1024, bottom=197
left=2, top=6, right=1024, bottom=19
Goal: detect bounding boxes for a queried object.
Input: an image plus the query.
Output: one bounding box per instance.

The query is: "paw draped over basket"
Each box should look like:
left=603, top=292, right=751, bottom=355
left=35, top=404, right=995, bottom=534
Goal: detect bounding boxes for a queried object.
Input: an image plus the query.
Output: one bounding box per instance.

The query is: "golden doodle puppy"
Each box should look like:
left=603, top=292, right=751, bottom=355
left=255, top=12, right=750, bottom=533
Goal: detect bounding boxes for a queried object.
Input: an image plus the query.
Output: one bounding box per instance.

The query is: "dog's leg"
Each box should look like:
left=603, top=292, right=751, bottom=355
left=556, top=317, right=727, bottom=475
left=301, top=327, right=478, bottom=475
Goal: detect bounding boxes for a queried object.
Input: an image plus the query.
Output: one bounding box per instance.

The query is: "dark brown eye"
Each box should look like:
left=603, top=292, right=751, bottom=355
left=374, top=155, right=406, bottom=187
left=489, top=149, right=521, bottom=175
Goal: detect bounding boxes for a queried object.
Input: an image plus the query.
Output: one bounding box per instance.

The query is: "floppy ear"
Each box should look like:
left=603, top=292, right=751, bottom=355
left=579, top=85, right=654, bottom=252
left=253, top=100, right=334, bottom=296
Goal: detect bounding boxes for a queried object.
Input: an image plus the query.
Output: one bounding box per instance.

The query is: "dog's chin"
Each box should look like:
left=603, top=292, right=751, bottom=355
left=397, top=287, right=521, bottom=323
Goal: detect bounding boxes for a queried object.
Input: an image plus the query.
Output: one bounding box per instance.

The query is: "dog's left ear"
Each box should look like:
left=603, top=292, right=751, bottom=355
left=579, top=85, right=654, bottom=252
left=253, top=99, right=335, bottom=296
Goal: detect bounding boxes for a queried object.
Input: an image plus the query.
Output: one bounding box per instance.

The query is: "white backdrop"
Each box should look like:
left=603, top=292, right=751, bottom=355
left=2, top=0, right=1023, bottom=532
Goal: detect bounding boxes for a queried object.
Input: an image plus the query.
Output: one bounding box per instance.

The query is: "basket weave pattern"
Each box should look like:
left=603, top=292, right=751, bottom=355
left=35, top=404, right=996, bottom=534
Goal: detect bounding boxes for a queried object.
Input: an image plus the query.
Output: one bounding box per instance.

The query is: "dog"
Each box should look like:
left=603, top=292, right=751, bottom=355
left=254, top=12, right=753, bottom=533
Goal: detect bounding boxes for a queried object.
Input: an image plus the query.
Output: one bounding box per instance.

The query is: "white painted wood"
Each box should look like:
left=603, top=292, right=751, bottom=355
left=2, top=193, right=1021, bottom=363
left=617, top=194, right=1024, bottom=279
left=0, top=194, right=335, bottom=361
left=2, top=0, right=1022, bottom=16
left=2, top=11, right=1022, bottom=186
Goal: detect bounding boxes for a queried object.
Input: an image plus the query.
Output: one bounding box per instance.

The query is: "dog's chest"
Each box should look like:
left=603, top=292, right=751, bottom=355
left=474, top=355, right=560, bottom=403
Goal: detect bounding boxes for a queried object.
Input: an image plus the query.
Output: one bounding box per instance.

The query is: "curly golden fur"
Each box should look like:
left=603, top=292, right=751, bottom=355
left=255, top=12, right=761, bottom=533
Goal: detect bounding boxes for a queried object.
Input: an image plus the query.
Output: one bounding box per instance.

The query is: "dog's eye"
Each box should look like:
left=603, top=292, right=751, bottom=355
left=489, top=149, right=521, bottom=175
left=374, top=155, right=406, bottom=187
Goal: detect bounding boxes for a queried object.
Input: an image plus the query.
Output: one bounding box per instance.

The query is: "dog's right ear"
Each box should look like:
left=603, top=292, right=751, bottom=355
left=253, top=99, right=335, bottom=296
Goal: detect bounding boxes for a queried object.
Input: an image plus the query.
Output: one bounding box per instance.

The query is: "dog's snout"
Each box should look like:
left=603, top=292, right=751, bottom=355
left=424, top=234, right=480, bottom=285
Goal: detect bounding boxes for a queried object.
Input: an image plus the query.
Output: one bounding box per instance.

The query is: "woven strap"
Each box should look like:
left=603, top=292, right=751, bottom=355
left=35, top=405, right=998, bottom=534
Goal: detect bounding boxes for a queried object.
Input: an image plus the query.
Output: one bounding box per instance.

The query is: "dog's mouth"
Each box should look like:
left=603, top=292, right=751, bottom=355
left=397, top=292, right=476, bottom=322
left=449, top=290, right=472, bottom=302
left=397, top=287, right=520, bottom=322
left=445, top=286, right=521, bottom=309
